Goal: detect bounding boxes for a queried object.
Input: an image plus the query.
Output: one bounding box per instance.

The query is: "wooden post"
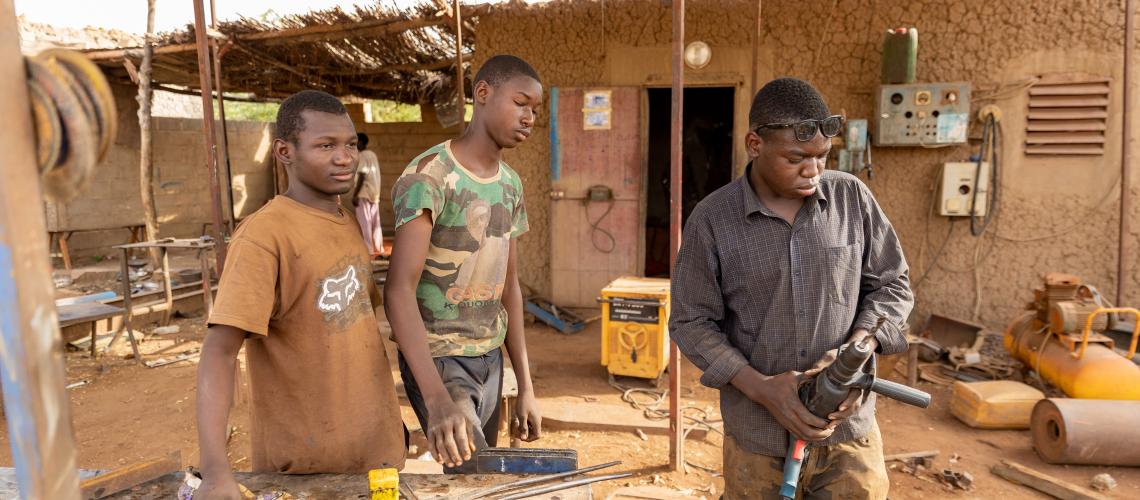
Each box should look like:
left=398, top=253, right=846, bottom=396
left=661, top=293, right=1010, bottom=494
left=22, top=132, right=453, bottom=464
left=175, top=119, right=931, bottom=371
left=454, top=0, right=465, bottom=131
left=668, top=0, right=685, bottom=473
left=0, top=1, right=81, bottom=497
left=139, top=0, right=160, bottom=268
left=192, top=0, right=228, bottom=273
left=210, top=0, right=235, bottom=232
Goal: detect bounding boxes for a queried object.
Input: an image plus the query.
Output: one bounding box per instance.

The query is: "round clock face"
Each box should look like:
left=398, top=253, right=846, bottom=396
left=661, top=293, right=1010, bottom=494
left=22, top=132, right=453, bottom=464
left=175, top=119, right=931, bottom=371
left=684, top=41, right=711, bottom=69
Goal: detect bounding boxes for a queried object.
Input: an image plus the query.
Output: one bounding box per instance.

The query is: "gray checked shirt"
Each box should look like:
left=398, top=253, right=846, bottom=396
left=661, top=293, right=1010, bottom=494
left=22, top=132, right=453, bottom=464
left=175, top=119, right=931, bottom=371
left=669, top=167, right=914, bottom=457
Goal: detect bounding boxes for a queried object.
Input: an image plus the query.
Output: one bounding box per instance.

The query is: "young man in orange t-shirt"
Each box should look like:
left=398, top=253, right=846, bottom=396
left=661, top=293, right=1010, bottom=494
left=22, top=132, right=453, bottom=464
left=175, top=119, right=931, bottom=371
left=195, top=90, right=405, bottom=499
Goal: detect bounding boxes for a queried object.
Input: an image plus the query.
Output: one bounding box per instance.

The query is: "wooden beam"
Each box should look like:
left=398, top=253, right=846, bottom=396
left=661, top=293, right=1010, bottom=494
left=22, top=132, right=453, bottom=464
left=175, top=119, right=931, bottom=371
left=991, top=461, right=1106, bottom=500
left=153, top=84, right=273, bottom=103
left=324, top=53, right=471, bottom=76
left=79, top=452, right=181, bottom=499
left=0, top=1, right=82, bottom=497
left=231, top=41, right=341, bottom=93
left=246, top=3, right=492, bottom=46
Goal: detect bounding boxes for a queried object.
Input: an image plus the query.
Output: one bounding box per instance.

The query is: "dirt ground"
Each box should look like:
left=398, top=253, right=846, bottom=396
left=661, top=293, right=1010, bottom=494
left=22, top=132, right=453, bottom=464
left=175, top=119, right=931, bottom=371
left=1, top=293, right=1138, bottom=499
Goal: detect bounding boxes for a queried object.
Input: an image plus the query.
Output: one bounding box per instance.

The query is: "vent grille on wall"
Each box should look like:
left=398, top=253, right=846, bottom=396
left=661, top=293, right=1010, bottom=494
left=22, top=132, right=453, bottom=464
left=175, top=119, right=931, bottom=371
left=1026, top=74, right=1110, bottom=156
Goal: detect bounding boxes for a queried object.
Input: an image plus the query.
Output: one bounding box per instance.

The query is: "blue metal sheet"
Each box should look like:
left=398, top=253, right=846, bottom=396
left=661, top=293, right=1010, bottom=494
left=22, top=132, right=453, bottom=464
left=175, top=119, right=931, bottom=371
left=549, top=87, right=561, bottom=181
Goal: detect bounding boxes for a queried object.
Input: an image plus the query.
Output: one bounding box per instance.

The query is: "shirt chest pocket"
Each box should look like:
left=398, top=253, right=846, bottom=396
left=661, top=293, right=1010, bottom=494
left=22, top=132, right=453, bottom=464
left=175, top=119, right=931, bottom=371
left=827, top=243, right=861, bottom=306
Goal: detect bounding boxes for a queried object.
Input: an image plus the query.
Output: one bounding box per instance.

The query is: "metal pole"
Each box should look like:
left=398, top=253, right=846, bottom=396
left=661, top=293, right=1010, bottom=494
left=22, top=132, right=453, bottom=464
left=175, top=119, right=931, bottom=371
left=193, top=0, right=228, bottom=273
left=0, top=1, right=81, bottom=497
left=454, top=0, right=465, bottom=131
left=1119, top=0, right=1135, bottom=306
left=210, top=0, right=235, bottom=233
left=750, top=1, right=762, bottom=100
left=668, top=0, right=685, bottom=472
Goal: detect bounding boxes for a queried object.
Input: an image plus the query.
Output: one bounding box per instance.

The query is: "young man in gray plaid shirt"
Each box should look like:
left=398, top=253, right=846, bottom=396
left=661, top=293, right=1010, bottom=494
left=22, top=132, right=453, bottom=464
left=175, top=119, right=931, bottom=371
left=670, top=77, right=913, bottom=499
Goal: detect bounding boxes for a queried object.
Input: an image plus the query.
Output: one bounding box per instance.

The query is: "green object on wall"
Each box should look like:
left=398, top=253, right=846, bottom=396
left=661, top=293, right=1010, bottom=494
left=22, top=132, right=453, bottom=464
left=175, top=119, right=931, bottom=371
left=882, top=27, right=918, bottom=84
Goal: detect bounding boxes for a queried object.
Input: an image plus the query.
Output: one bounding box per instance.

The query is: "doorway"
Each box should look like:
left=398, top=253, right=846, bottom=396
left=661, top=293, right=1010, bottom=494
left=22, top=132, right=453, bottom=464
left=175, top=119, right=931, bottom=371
left=644, top=87, right=735, bottom=277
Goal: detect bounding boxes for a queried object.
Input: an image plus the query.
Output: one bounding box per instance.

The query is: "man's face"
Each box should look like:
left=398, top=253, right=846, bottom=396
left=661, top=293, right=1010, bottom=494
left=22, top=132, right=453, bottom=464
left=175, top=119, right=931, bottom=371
left=477, top=75, right=543, bottom=149
left=279, top=110, right=359, bottom=197
left=747, top=126, right=831, bottom=199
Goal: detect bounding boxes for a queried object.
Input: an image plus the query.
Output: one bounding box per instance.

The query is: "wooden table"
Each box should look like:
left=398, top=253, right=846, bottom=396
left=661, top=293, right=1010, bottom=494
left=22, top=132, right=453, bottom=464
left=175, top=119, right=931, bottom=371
left=57, top=302, right=126, bottom=358
left=103, top=471, right=592, bottom=499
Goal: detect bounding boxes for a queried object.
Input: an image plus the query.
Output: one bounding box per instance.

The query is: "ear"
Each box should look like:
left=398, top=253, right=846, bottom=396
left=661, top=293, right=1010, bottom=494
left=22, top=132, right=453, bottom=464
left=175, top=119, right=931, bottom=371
left=745, top=130, right=764, bottom=159
left=473, top=80, right=492, bottom=105
left=273, top=138, right=293, bottom=167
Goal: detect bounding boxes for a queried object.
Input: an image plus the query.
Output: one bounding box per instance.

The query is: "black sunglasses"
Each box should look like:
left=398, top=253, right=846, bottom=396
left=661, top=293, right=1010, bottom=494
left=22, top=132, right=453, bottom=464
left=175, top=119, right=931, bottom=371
left=754, top=115, right=845, bottom=142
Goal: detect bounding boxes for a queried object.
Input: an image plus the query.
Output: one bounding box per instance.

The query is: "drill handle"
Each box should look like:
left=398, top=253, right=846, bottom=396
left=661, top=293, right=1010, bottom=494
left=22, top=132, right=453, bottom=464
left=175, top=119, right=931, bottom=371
left=860, top=375, right=931, bottom=408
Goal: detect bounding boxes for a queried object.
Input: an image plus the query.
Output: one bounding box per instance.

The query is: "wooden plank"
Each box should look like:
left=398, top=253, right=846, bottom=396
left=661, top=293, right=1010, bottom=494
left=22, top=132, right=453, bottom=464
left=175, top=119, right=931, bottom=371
left=1025, top=131, right=1106, bottom=144
left=990, top=460, right=1106, bottom=500
left=1026, top=120, right=1107, bottom=132
left=1025, top=144, right=1105, bottom=155
left=883, top=450, right=939, bottom=462
left=57, top=303, right=125, bottom=327
left=1029, top=83, right=1111, bottom=96
left=1027, top=108, right=1108, bottom=120
left=1028, top=95, right=1110, bottom=108
left=80, top=452, right=181, bottom=499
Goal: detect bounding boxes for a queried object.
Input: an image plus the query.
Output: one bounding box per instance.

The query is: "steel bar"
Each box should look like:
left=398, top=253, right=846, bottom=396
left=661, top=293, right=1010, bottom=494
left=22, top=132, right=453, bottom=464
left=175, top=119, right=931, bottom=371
left=1119, top=0, right=1135, bottom=306
left=192, top=0, right=228, bottom=273
left=464, top=460, right=621, bottom=500
left=667, top=0, right=685, bottom=472
left=495, top=473, right=632, bottom=500
left=210, top=0, right=235, bottom=233
left=0, top=1, right=81, bottom=497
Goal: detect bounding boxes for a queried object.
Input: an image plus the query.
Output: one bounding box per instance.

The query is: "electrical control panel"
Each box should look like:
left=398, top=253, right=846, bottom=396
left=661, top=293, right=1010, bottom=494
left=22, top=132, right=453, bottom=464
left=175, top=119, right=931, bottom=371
left=875, top=82, right=971, bottom=147
left=940, top=162, right=990, bottom=217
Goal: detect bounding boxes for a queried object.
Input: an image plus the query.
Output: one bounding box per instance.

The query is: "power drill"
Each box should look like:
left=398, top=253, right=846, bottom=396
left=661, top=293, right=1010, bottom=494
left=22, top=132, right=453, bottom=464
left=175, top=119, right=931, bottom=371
left=779, top=317, right=931, bottom=499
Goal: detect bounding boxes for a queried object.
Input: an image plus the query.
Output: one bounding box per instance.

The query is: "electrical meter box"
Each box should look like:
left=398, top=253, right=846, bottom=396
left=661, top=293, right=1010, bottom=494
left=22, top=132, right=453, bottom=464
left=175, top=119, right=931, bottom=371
left=599, top=276, right=671, bottom=380
left=875, top=82, right=971, bottom=146
left=940, top=162, right=990, bottom=217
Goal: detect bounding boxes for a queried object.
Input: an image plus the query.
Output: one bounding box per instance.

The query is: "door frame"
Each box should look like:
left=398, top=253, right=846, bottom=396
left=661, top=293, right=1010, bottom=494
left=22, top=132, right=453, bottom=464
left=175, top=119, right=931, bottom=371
left=636, top=82, right=746, bottom=277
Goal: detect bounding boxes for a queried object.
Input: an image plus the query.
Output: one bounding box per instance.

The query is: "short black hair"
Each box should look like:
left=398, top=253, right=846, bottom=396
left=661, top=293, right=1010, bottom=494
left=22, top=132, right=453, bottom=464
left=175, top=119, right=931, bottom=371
left=357, top=132, right=370, bottom=150
left=275, top=90, right=348, bottom=144
left=473, top=55, right=541, bottom=88
left=749, top=77, right=831, bottom=131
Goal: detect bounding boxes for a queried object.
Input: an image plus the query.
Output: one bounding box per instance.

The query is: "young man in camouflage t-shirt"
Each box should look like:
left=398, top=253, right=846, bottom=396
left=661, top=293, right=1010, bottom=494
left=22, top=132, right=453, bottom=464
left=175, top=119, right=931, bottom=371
left=385, top=55, right=543, bottom=471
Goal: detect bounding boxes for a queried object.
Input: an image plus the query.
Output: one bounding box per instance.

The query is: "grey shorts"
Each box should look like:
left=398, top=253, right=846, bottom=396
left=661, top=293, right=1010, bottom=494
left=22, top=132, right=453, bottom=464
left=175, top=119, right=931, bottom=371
left=398, top=348, right=503, bottom=473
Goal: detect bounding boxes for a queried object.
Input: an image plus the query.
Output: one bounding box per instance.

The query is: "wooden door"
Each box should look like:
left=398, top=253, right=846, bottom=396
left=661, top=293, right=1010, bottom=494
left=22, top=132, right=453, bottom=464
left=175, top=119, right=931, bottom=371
left=549, top=87, right=642, bottom=307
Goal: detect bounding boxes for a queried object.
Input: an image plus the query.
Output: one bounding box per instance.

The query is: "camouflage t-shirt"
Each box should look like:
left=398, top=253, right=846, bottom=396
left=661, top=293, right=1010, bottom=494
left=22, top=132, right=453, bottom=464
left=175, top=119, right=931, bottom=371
left=392, top=141, right=529, bottom=357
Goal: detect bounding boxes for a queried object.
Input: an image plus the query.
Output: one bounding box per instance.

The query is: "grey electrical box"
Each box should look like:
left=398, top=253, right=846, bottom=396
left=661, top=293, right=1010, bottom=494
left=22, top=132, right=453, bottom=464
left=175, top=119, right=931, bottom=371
left=874, top=82, right=971, bottom=147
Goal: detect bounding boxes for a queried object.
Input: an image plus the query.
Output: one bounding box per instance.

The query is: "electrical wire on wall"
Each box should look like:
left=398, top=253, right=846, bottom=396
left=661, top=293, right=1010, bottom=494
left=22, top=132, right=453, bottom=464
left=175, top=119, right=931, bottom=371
left=585, top=185, right=616, bottom=253
left=971, top=109, right=1002, bottom=236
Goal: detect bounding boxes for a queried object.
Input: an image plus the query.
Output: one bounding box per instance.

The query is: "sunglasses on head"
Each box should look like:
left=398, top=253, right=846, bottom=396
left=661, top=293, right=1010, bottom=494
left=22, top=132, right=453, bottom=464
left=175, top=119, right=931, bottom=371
left=754, top=115, right=845, bottom=142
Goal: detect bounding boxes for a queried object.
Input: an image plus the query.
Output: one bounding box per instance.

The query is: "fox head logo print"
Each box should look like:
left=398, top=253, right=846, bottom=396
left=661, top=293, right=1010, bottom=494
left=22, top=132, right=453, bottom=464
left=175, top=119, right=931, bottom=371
left=318, top=265, right=362, bottom=313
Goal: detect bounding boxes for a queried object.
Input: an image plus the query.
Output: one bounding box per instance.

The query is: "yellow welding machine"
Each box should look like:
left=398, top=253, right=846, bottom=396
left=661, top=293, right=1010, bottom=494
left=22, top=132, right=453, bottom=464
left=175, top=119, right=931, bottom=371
left=599, top=276, right=671, bottom=380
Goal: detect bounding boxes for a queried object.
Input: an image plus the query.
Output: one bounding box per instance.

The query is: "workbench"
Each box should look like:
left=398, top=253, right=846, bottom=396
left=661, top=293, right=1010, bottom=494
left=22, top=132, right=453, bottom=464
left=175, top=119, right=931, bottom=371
left=103, top=471, right=592, bottom=499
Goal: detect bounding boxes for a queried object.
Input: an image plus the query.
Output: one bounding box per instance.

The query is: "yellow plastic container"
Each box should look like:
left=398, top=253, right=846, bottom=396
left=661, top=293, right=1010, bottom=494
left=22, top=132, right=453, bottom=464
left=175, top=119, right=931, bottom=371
left=600, top=277, right=671, bottom=380
left=368, top=468, right=398, bottom=500
left=950, top=381, right=1044, bottom=429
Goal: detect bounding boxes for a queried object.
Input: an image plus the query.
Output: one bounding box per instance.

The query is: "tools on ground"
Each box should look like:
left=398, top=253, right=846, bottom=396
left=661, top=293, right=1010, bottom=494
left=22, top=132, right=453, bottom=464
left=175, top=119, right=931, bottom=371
left=1004, top=273, right=1140, bottom=400
left=464, top=460, right=625, bottom=500
left=780, top=317, right=932, bottom=500
left=525, top=297, right=587, bottom=334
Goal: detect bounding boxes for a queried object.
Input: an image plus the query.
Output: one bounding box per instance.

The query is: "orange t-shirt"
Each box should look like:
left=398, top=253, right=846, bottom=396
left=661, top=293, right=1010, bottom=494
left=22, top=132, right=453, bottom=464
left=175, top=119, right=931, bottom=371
left=208, top=195, right=404, bottom=474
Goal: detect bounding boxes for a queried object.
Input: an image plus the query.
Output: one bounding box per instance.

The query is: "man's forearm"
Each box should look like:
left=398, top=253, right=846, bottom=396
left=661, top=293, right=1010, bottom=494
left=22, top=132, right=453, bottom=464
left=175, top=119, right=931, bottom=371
left=385, top=285, right=449, bottom=399
left=197, top=339, right=238, bottom=475
left=502, top=278, right=533, bottom=393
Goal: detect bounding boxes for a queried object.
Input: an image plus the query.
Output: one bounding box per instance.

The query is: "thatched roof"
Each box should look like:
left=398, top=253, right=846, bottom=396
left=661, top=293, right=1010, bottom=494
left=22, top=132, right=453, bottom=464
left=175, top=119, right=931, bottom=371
left=81, top=1, right=493, bottom=104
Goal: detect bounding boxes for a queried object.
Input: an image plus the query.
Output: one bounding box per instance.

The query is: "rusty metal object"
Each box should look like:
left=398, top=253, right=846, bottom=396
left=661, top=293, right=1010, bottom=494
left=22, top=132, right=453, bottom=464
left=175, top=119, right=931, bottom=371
left=1120, top=0, right=1134, bottom=306
left=916, top=314, right=983, bottom=362
left=192, top=0, right=229, bottom=272
left=1031, top=399, right=1140, bottom=466
left=668, top=0, right=685, bottom=473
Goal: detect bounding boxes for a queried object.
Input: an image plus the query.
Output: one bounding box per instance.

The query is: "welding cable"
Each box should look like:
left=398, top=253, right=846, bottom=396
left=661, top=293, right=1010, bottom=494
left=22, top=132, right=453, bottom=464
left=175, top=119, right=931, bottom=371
left=24, top=49, right=117, bottom=202
left=585, top=190, right=616, bottom=254
left=970, top=112, right=1001, bottom=236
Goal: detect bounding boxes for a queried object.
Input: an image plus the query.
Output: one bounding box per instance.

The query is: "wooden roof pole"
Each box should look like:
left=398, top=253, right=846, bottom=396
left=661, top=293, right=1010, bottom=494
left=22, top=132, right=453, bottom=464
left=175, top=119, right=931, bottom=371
left=139, top=0, right=160, bottom=268
left=455, top=0, right=465, bottom=132
left=0, top=1, right=81, bottom=498
left=193, top=0, right=228, bottom=272
left=668, top=0, right=685, bottom=473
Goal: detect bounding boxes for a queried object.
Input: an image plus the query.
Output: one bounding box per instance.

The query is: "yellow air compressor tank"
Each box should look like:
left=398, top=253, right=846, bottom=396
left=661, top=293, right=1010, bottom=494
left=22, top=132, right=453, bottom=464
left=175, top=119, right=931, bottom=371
left=1004, top=310, right=1140, bottom=400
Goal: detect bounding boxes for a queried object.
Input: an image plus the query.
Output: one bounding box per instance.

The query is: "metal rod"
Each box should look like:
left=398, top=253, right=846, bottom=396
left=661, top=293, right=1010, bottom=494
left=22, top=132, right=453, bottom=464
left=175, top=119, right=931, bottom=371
left=464, top=461, right=621, bottom=500
left=454, top=0, right=465, bottom=131
left=210, top=0, right=235, bottom=234
left=1120, top=0, right=1135, bottom=306
left=495, top=473, right=633, bottom=500
left=750, top=1, right=762, bottom=99
left=668, top=0, right=685, bottom=473
left=0, top=2, right=81, bottom=497
left=192, top=0, right=228, bottom=273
